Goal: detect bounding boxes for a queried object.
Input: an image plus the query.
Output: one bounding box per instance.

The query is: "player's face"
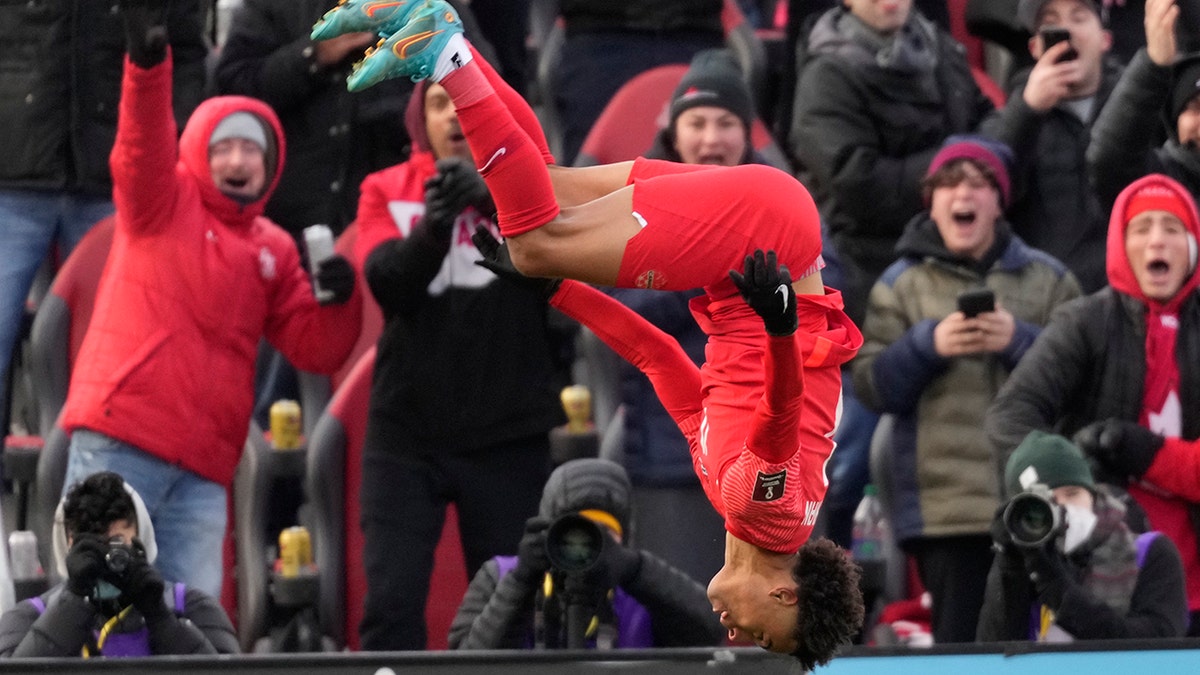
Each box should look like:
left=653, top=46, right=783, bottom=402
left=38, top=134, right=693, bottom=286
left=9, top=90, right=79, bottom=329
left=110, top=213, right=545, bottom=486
left=673, top=106, right=748, bottom=167
left=425, top=83, right=471, bottom=162
left=929, top=161, right=1001, bottom=261
left=843, top=0, right=912, bottom=35
left=707, top=564, right=799, bottom=654
left=1125, top=210, right=1193, bottom=302
left=209, top=138, right=266, bottom=200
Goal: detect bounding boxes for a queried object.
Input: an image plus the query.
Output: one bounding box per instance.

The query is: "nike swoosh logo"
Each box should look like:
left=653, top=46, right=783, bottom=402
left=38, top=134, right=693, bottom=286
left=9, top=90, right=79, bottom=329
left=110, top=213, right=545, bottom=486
left=365, top=1, right=403, bottom=18
left=392, top=29, right=445, bottom=58
left=480, top=147, right=506, bottom=172
left=775, top=284, right=789, bottom=313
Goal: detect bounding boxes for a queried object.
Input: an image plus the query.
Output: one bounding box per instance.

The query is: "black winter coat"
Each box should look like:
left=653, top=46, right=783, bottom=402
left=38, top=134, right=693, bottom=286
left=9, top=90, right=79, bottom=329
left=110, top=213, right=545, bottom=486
left=0, top=0, right=207, bottom=195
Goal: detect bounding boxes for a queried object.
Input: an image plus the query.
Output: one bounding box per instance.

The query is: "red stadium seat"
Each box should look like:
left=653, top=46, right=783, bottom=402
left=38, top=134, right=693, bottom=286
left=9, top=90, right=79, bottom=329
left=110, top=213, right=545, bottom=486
left=27, top=216, right=114, bottom=440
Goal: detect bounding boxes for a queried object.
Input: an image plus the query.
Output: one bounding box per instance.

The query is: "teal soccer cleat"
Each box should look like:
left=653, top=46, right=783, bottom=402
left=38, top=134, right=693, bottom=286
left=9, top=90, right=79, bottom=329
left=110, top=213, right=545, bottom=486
left=345, top=0, right=463, bottom=92
left=310, top=0, right=421, bottom=41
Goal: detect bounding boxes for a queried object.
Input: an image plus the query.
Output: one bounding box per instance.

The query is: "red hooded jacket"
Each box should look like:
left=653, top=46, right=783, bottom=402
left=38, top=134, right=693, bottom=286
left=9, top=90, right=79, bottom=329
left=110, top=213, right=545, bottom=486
left=1108, top=174, right=1200, bottom=610
left=61, top=56, right=361, bottom=487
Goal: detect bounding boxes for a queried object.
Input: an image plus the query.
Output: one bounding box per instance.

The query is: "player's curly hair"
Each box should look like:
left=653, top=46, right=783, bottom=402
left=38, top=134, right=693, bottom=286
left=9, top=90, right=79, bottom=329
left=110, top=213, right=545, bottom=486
left=789, top=537, right=864, bottom=670
left=62, top=471, right=136, bottom=539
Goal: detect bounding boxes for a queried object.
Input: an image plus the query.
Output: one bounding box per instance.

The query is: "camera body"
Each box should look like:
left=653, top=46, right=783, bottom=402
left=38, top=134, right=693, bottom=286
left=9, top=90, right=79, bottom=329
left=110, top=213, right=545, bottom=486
left=545, top=513, right=605, bottom=573
left=103, top=536, right=142, bottom=578
left=1002, top=483, right=1066, bottom=549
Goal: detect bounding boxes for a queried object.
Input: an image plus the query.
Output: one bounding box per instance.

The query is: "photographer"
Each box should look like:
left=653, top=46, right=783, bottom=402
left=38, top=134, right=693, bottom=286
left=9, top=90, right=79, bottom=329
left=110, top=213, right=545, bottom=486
left=977, top=431, right=1187, bottom=641
left=0, top=472, right=238, bottom=657
left=448, top=458, right=723, bottom=649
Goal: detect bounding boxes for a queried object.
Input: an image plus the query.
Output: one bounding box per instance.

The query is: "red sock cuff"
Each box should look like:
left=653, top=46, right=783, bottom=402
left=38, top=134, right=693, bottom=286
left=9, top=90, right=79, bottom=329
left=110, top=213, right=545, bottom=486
left=467, top=44, right=554, bottom=164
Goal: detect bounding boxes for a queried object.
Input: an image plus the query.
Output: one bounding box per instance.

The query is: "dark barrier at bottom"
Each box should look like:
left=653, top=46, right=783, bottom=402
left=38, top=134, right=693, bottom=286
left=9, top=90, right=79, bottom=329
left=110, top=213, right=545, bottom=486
left=4, top=641, right=1200, bottom=674
left=0, top=647, right=797, bottom=675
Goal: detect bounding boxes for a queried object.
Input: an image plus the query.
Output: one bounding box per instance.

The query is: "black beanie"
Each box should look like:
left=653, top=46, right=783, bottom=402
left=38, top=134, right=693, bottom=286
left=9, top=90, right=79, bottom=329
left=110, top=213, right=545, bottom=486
left=1171, top=54, right=1200, bottom=125
left=669, top=49, right=754, bottom=128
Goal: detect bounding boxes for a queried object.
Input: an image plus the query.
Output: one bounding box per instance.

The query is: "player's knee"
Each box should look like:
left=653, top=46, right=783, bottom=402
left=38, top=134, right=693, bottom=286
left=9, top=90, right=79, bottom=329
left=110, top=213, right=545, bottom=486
left=506, top=233, right=556, bottom=278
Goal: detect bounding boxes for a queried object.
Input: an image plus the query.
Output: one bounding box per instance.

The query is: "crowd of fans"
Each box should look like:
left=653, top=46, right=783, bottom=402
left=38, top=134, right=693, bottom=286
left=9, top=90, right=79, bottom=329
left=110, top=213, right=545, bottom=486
left=3, top=0, right=1200, bottom=659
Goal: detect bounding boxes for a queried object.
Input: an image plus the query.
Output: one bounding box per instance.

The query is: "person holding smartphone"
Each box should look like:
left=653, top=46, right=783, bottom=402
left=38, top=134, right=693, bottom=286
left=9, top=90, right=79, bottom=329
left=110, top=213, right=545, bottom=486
left=852, top=135, right=1081, bottom=643
left=979, top=0, right=1122, bottom=294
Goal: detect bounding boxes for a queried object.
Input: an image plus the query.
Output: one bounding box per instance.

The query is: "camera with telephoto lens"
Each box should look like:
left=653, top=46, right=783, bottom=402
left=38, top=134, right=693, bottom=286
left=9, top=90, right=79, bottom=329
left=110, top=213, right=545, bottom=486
left=1002, top=484, right=1066, bottom=548
left=545, top=513, right=605, bottom=573
left=104, top=536, right=140, bottom=577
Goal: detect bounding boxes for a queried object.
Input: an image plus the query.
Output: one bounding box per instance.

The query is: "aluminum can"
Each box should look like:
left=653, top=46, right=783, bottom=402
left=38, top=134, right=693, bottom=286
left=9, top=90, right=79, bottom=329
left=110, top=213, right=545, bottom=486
left=270, top=399, right=303, bottom=450
left=278, top=526, right=312, bottom=578
left=560, top=385, right=592, bottom=434
left=8, top=531, right=42, bottom=580
left=303, top=224, right=336, bottom=304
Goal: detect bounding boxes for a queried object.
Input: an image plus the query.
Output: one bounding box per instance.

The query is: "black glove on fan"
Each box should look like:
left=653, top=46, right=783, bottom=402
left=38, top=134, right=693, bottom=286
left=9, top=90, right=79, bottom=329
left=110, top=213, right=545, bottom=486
left=594, top=529, right=642, bottom=589
left=65, top=534, right=109, bottom=598
left=424, top=157, right=493, bottom=240
left=1073, top=418, right=1164, bottom=480
left=1022, top=543, right=1074, bottom=611
left=471, top=225, right=561, bottom=298
left=120, top=540, right=168, bottom=619
left=120, top=0, right=169, bottom=68
left=729, top=249, right=798, bottom=337
left=511, top=516, right=551, bottom=585
left=988, top=503, right=1025, bottom=574
left=315, top=254, right=355, bottom=305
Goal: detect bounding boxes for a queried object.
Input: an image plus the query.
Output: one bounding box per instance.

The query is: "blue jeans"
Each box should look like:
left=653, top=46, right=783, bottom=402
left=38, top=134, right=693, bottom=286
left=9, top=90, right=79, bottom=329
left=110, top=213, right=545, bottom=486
left=0, top=190, right=113, bottom=394
left=64, top=430, right=227, bottom=598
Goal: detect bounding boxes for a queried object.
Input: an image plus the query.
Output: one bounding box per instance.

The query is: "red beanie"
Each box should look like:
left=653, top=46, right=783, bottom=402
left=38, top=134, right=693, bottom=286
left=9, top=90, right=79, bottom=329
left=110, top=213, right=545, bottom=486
left=926, top=136, right=1012, bottom=207
left=1124, top=182, right=1197, bottom=229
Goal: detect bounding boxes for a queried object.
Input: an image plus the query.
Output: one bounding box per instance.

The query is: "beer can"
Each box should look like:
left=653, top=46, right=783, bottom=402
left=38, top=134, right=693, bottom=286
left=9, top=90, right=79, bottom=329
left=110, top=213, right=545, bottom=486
left=303, top=224, right=336, bottom=304
left=278, top=526, right=312, bottom=578
left=8, top=530, right=43, bottom=580
left=560, top=385, right=592, bottom=434
left=270, top=399, right=302, bottom=450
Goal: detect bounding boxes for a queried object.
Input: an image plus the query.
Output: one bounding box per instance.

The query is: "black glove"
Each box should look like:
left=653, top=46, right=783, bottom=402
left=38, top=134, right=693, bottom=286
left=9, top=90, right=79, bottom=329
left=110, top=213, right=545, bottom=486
left=1022, top=543, right=1073, bottom=610
left=471, top=225, right=561, bottom=298
left=315, top=254, right=355, bottom=305
left=594, top=530, right=642, bottom=588
left=989, top=503, right=1024, bottom=574
left=119, top=0, right=169, bottom=68
left=120, top=541, right=168, bottom=619
left=424, top=157, right=493, bottom=240
left=1073, top=418, right=1164, bottom=480
left=512, top=516, right=551, bottom=585
left=65, top=533, right=109, bottom=598
left=729, top=249, right=798, bottom=336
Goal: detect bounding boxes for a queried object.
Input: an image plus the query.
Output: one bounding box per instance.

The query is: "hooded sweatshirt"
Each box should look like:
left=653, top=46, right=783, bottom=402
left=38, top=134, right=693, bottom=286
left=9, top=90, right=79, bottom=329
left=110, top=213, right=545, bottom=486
left=1106, top=174, right=1200, bottom=611
left=354, top=81, right=564, bottom=453
left=61, top=54, right=362, bottom=487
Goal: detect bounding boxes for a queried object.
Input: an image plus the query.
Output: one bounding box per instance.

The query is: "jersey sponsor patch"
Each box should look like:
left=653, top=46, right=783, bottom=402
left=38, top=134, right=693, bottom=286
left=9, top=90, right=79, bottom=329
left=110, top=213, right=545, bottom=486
left=635, top=269, right=666, bottom=289
left=752, top=469, right=786, bottom=502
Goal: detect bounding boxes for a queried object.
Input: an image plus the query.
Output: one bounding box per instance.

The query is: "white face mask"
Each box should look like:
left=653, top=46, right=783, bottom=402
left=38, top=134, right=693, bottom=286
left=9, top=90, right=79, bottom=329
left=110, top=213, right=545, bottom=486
left=1062, top=503, right=1098, bottom=553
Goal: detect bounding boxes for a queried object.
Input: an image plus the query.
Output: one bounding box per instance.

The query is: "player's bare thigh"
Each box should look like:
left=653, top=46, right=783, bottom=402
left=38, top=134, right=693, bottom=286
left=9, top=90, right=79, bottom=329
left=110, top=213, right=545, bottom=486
left=546, top=162, right=635, bottom=207
left=506, top=181, right=641, bottom=286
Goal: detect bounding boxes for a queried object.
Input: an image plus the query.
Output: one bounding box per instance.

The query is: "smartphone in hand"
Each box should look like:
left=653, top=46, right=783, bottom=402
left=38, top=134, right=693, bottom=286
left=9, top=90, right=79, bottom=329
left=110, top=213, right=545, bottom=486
left=957, top=288, right=995, bottom=318
left=1040, top=26, right=1078, bottom=62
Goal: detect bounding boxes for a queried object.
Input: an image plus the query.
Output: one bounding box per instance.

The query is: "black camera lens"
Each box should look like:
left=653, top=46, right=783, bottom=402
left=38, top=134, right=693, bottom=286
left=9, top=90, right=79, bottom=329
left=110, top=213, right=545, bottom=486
left=1003, top=492, right=1061, bottom=548
left=104, top=537, right=134, bottom=576
left=545, top=514, right=604, bottom=573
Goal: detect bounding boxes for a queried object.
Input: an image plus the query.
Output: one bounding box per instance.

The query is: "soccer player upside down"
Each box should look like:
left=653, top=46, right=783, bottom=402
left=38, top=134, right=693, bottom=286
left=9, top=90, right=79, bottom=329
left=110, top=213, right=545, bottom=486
left=312, top=0, right=866, bottom=666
